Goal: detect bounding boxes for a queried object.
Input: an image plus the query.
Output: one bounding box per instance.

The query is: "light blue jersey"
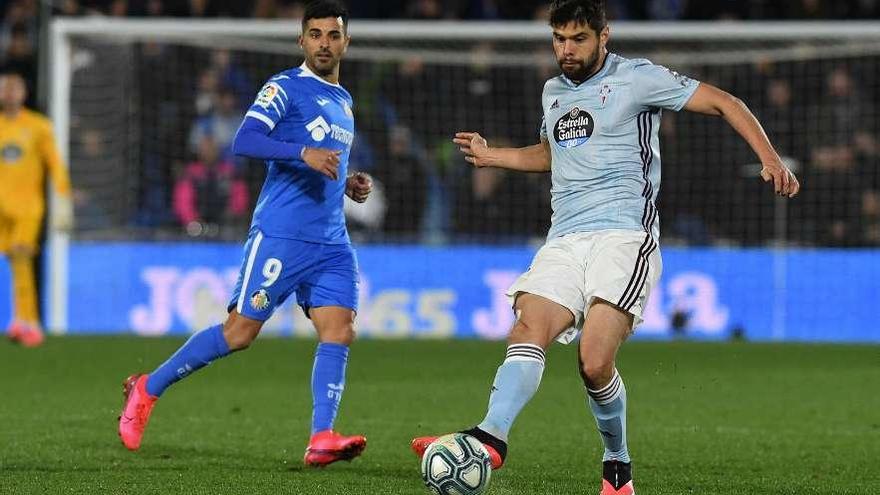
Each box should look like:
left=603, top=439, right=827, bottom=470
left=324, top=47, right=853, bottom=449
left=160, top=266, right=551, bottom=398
left=540, top=53, right=700, bottom=240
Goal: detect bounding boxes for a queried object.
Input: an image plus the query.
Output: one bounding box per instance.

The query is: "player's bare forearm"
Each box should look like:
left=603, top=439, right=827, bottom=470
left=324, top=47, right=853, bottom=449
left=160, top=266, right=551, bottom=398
left=484, top=143, right=551, bottom=172
left=684, top=83, right=800, bottom=197
left=454, top=132, right=550, bottom=172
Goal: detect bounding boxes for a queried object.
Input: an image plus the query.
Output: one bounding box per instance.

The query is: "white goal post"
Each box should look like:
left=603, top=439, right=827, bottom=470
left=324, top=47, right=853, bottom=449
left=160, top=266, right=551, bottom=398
left=46, top=18, right=880, bottom=333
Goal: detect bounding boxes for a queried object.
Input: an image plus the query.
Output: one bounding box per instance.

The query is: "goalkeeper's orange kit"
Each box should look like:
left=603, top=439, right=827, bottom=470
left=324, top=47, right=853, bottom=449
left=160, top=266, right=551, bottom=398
left=0, top=108, right=70, bottom=327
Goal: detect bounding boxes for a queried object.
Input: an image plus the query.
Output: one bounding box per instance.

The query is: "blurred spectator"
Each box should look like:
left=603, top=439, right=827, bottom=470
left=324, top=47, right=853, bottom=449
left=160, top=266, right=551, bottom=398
left=0, top=23, right=36, bottom=106
left=454, top=164, right=520, bottom=239
left=800, top=145, right=863, bottom=245
left=457, top=42, right=522, bottom=139
left=760, top=77, right=805, bottom=161
left=862, top=190, right=880, bottom=244
left=1, top=0, right=38, bottom=34
left=70, top=129, right=116, bottom=230
left=193, top=68, right=220, bottom=117
left=407, top=0, right=445, bottom=19
left=209, top=50, right=253, bottom=105
left=453, top=137, right=543, bottom=240
left=532, top=2, right=550, bottom=21
left=173, top=136, right=249, bottom=234
left=684, top=0, right=748, bottom=20
left=646, top=0, right=685, bottom=19
left=188, top=86, right=242, bottom=162
left=276, top=0, right=306, bottom=19
left=381, top=56, right=454, bottom=144
left=189, top=0, right=252, bottom=17
left=376, top=125, right=428, bottom=236
left=123, top=0, right=191, bottom=16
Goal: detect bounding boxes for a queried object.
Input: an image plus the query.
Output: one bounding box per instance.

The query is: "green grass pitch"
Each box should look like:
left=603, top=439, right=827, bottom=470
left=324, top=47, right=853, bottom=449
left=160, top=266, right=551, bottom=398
left=1, top=337, right=878, bottom=494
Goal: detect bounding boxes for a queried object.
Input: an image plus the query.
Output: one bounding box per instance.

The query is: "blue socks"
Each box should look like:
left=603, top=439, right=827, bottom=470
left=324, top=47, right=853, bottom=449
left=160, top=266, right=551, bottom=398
left=477, top=344, right=545, bottom=442
left=310, top=342, right=349, bottom=434
left=587, top=369, right=630, bottom=463
left=143, top=327, right=351, bottom=437
left=145, top=324, right=231, bottom=397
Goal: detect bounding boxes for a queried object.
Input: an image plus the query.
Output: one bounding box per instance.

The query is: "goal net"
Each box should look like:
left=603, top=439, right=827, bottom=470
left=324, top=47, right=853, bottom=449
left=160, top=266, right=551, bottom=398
left=47, top=19, right=880, bottom=337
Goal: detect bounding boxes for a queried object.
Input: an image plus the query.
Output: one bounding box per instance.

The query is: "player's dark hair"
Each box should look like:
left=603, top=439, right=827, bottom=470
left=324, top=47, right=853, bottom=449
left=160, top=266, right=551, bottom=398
left=549, top=0, right=607, bottom=34
left=0, top=67, right=24, bottom=79
left=302, top=0, right=349, bottom=33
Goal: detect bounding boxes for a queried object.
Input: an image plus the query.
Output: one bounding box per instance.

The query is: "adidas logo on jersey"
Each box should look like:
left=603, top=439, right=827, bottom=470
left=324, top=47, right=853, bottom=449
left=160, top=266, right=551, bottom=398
left=550, top=99, right=559, bottom=110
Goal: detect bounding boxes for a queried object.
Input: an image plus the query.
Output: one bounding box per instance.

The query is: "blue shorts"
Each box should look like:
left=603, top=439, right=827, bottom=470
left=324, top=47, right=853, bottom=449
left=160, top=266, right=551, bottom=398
left=228, top=229, right=359, bottom=321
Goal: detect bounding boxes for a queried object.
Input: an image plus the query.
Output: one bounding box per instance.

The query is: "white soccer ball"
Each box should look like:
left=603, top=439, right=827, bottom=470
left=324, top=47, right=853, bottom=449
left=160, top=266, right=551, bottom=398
left=420, top=433, right=492, bottom=495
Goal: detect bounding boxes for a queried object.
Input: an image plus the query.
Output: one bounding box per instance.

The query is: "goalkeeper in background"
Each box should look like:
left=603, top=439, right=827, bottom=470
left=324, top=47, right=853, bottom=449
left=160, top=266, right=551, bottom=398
left=0, top=69, right=72, bottom=347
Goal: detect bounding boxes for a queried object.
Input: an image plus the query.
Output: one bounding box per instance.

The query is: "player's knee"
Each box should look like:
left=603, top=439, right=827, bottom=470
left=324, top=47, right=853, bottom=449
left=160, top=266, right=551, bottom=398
left=224, top=326, right=259, bottom=350
left=222, top=316, right=262, bottom=351
left=578, top=355, right=615, bottom=390
left=319, top=324, right=356, bottom=345
left=508, top=318, right=550, bottom=348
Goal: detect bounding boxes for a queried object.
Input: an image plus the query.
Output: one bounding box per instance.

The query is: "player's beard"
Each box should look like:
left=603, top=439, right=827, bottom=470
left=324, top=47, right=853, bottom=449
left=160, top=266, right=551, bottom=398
left=310, top=50, right=339, bottom=77
left=558, top=45, right=602, bottom=84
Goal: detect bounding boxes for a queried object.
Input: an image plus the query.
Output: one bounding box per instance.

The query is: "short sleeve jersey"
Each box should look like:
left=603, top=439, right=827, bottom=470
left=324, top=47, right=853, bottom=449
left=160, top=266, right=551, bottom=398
left=539, top=53, right=700, bottom=240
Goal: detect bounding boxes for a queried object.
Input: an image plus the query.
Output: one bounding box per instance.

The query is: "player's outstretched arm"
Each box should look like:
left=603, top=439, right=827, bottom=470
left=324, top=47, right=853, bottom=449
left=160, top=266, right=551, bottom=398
left=233, top=118, right=340, bottom=180
left=683, top=83, right=800, bottom=198
left=453, top=132, right=551, bottom=173
left=41, top=120, right=74, bottom=231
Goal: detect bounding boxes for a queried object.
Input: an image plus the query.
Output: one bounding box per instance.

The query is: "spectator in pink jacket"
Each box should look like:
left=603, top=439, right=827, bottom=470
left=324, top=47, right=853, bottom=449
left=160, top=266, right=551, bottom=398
left=173, top=135, right=249, bottom=235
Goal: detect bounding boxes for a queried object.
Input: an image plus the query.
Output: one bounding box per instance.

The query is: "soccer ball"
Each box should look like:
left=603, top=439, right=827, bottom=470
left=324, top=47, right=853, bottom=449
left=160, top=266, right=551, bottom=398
left=420, top=433, right=492, bottom=495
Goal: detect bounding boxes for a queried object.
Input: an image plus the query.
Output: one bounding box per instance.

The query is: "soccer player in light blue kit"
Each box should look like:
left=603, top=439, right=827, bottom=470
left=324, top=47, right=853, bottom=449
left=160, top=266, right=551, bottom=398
left=118, top=0, right=374, bottom=467
left=412, top=1, right=800, bottom=493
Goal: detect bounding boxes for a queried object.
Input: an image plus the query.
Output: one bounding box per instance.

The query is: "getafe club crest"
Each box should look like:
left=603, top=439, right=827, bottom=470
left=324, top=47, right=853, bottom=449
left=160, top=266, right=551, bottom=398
left=553, top=106, right=594, bottom=148
left=250, top=289, right=271, bottom=311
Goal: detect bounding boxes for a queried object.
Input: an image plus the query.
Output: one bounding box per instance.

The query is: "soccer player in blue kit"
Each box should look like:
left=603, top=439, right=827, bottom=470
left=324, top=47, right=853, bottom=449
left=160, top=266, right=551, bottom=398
left=412, top=1, right=800, bottom=493
left=118, top=0, right=374, bottom=467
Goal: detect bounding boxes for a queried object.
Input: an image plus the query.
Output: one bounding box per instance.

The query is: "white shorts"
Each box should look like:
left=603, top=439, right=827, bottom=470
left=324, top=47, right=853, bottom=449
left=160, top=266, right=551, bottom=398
left=506, top=230, right=662, bottom=344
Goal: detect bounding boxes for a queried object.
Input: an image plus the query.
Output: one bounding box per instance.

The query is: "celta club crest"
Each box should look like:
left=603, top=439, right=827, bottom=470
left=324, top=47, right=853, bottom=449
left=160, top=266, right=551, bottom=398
left=599, top=84, right=612, bottom=105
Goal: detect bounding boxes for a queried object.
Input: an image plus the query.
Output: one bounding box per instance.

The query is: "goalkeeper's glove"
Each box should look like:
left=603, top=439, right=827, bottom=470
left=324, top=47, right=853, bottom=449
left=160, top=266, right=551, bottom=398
left=52, top=195, right=74, bottom=232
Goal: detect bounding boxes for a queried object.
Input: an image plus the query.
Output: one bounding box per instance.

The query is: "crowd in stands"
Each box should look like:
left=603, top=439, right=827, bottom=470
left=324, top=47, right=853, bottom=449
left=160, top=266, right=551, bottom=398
left=2, top=0, right=879, bottom=246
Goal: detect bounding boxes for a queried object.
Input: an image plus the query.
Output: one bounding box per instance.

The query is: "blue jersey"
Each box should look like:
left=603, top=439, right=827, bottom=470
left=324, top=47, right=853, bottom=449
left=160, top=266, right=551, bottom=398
left=244, top=63, right=356, bottom=244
